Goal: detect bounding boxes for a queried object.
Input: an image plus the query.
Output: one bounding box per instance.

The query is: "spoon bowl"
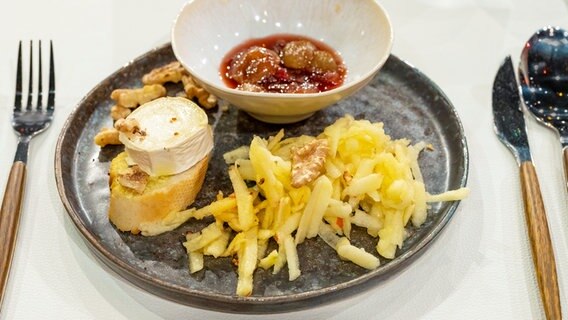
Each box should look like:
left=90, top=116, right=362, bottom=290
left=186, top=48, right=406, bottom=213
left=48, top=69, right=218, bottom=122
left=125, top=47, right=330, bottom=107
left=519, top=26, right=568, bottom=188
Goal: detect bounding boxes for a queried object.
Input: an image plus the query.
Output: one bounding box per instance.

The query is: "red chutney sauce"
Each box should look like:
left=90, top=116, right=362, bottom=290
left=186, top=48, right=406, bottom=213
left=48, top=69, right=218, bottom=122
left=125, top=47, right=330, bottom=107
left=220, top=34, right=346, bottom=94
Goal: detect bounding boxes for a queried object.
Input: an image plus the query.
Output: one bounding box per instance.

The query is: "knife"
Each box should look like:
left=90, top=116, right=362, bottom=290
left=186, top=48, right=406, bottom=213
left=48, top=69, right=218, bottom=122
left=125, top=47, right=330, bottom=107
left=492, top=56, right=562, bottom=320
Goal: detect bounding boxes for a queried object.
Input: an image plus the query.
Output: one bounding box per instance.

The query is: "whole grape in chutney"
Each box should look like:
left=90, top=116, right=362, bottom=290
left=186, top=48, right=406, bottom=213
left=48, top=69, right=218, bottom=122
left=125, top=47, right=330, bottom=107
left=220, top=34, right=346, bottom=94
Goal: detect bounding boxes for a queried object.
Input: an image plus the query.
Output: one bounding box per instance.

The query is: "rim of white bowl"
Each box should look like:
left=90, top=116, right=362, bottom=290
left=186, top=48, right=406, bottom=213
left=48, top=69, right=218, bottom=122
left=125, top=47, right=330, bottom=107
left=171, top=0, right=394, bottom=99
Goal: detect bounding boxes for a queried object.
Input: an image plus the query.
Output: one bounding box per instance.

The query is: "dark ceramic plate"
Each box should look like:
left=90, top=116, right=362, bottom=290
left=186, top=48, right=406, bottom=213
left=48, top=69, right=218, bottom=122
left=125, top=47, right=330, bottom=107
left=55, top=43, right=468, bottom=314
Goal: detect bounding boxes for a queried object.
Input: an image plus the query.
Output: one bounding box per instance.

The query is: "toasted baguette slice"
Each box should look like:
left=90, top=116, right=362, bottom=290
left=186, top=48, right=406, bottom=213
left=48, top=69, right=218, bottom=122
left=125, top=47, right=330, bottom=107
left=108, top=152, right=209, bottom=234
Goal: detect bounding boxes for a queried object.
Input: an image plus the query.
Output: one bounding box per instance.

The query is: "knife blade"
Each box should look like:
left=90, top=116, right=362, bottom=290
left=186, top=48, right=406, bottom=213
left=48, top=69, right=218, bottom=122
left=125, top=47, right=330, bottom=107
left=492, top=56, right=562, bottom=320
left=492, top=56, right=532, bottom=164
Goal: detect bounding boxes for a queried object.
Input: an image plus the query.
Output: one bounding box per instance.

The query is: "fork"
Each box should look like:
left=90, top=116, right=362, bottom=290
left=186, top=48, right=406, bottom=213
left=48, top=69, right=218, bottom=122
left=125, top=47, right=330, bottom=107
left=0, top=41, right=55, bottom=308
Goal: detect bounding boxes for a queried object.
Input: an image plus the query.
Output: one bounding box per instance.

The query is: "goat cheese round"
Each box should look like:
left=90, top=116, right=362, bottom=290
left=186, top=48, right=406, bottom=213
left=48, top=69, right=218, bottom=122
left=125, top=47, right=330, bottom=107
left=118, top=97, right=213, bottom=176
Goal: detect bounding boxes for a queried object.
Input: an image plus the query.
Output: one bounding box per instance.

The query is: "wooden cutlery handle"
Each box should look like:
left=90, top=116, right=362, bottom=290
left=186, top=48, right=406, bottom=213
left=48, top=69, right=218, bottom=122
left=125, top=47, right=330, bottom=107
left=520, top=161, right=562, bottom=320
left=0, top=161, right=26, bottom=307
left=563, top=146, right=568, bottom=192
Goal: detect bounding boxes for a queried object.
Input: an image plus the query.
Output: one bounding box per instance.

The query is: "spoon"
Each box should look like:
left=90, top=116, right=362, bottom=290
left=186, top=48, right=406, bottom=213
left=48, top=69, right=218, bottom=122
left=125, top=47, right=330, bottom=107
left=519, top=26, right=568, bottom=190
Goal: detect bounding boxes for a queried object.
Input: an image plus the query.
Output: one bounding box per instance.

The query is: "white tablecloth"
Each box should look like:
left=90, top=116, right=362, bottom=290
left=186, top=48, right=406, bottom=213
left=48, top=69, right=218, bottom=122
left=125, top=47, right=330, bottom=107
left=1, top=0, right=567, bottom=319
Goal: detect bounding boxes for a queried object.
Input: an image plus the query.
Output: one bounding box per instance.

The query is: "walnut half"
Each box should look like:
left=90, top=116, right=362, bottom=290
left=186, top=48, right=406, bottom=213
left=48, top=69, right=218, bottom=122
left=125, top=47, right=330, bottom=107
left=181, top=74, right=217, bottom=109
left=110, top=84, right=167, bottom=108
left=291, top=139, right=329, bottom=188
left=110, top=105, right=131, bottom=121
left=142, top=61, right=186, bottom=85
left=94, top=127, right=121, bottom=147
left=118, top=166, right=149, bottom=194
left=114, top=118, right=146, bottom=139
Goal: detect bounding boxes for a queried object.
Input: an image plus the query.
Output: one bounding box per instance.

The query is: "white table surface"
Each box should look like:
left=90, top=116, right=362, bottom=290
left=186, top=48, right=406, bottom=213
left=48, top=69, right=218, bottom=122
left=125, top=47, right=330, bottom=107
left=1, top=0, right=568, bottom=319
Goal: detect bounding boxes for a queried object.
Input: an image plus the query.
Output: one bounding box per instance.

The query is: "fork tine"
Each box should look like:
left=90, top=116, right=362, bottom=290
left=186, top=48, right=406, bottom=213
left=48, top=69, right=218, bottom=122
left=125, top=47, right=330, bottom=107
left=37, top=40, right=43, bottom=109
left=14, top=41, right=22, bottom=112
left=26, top=41, right=33, bottom=111
left=47, top=41, right=55, bottom=112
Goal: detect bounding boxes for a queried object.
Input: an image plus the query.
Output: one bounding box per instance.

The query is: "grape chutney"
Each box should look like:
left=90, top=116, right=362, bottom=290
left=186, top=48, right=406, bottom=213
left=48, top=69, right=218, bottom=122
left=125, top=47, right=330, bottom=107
left=220, top=34, right=346, bottom=94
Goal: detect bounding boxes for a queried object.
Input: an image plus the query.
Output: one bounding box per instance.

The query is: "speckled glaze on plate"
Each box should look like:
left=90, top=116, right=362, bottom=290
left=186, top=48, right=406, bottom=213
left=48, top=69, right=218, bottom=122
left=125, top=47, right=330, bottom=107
left=54, top=43, right=468, bottom=314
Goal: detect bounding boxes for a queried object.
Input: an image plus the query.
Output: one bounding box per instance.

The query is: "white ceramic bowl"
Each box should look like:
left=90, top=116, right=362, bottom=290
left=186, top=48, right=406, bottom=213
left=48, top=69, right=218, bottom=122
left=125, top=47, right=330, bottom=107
left=172, top=0, right=393, bottom=124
